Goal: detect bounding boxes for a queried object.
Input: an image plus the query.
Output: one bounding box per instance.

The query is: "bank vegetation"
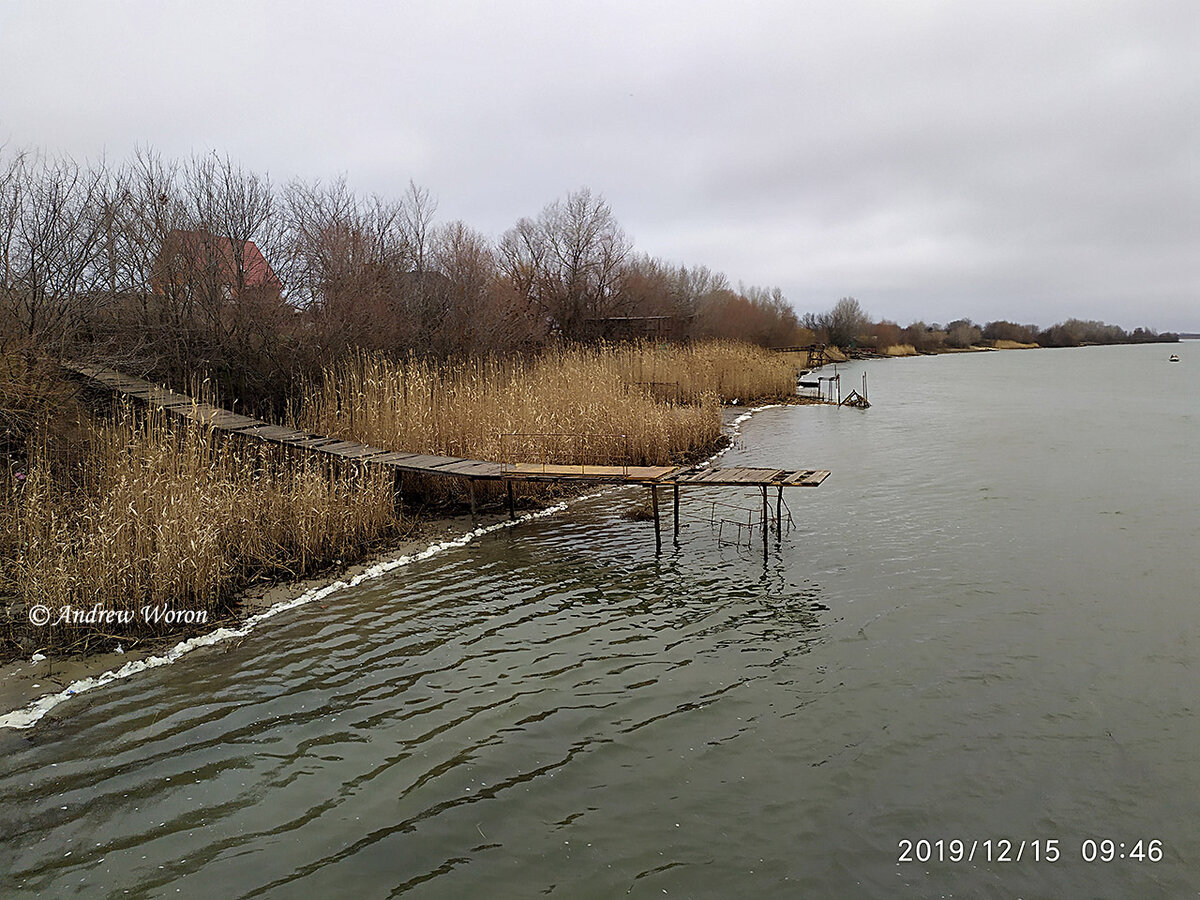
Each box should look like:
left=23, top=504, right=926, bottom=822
left=803, top=298, right=1178, bottom=356
left=0, top=142, right=1175, bottom=657
left=1, top=338, right=795, bottom=656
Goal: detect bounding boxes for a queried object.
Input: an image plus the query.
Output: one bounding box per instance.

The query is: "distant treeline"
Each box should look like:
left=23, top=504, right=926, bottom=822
left=866, top=315, right=1179, bottom=353
left=797, top=298, right=1177, bottom=355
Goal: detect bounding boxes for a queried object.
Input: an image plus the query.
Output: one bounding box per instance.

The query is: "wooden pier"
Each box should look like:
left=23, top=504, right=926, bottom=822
left=67, top=363, right=830, bottom=558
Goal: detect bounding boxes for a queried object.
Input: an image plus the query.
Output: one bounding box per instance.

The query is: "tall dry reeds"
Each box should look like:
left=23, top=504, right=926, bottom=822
left=610, top=340, right=798, bottom=403
left=297, top=341, right=794, bottom=468
left=298, top=347, right=716, bottom=468
left=2, top=404, right=397, bottom=652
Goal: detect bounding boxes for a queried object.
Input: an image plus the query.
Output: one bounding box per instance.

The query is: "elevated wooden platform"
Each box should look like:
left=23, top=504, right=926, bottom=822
left=66, top=362, right=830, bottom=490
left=67, top=362, right=829, bottom=556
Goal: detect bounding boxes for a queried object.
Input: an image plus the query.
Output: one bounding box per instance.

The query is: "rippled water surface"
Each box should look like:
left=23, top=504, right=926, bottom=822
left=2, top=343, right=1197, bottom=898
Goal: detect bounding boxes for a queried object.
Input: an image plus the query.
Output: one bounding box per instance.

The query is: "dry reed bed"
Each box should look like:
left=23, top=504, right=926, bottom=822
left=2, top=405, right=396, bottom=651
left=298, top=341, right=794, bottom=467
left=612, top=340, right=798, bottom=403
left=0, top=340, right=793, bottom=652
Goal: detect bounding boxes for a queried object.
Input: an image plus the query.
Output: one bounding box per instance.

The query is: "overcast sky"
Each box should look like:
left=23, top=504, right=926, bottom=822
left=2, top=0, right=1196, bottom=331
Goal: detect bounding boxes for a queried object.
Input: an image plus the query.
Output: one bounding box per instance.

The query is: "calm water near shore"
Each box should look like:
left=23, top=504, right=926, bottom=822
left=2, top=343, right=1197, bottom=898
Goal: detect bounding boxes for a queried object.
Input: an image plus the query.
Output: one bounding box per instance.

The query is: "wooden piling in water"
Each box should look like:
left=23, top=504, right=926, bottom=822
left=506, top=480, right=515, bottom=520
left=673, top=483, right=680, bottom=544
left=758, top=487, right=768, bottom=564
left=651, top=485, right=661, bottom=553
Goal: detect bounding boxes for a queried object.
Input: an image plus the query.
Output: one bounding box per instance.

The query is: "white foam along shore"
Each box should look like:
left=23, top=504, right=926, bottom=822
left=0, top=404, right=778, bottom=731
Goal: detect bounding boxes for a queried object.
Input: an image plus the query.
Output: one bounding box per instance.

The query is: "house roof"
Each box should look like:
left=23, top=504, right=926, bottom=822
left=165, top=229, right=283, bottom=292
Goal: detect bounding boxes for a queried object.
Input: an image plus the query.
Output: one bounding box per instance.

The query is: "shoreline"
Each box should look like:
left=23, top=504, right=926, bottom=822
left=0, top=500, right=595, bottom=730
left=0, top=405, right=766, bottom=730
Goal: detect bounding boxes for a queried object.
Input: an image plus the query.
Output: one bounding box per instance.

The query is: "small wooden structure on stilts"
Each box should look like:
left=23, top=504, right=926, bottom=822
left=839, top=371, right=871, bottom=409
left=66, top=362, right=831, bottom=563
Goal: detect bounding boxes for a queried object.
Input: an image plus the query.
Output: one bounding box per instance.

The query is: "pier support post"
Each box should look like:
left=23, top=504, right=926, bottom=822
left=651, top=486, right=661, bottom=553
left=673, top=483, right=680, bottom=544
left=761, top=485, right=769, bottom=564
left=392, top=470, right=404, bottom=519
left=468, top=478, right=477, bottom=521
left=776, top=485, right=783, bottom=544
left=506, top=480, right=515, bottom=520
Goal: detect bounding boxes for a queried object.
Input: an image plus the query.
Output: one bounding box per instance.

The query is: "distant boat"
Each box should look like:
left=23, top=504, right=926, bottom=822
left=1169, top=354, right=1180, bottom=362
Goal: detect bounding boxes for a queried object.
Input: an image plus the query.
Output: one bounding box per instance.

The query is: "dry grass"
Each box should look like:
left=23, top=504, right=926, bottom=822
left=2, top=403, right=397, bottom=653
left=609, top=340, right=799, bottom=404
left=297, top=341, right=794, bottom=470
left=1, top=339, right=794, bottom=653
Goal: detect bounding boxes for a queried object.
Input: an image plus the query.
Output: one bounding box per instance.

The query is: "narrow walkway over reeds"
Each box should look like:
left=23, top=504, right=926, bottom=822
left=67, top=362, right=829, bottom=556
left=67, top=362, right=829, bottom=489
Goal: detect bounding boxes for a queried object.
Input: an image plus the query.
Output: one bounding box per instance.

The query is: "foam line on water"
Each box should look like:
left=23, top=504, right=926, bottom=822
left=698, top=403, right=779, bottom=467
left=0, top=403, right=781, bottom=731
left=0, top=493, right=606, bottom=731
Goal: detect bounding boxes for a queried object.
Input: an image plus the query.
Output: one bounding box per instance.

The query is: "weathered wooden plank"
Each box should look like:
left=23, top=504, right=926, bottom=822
left=143, top=387, right=189, bottom=405
left=740, top=468, right=785, bottom=482
left=157, top=396, right=198, bottom=410
left=777, top=469, right=829, bottom=486
left=230, top=422, right=278, bottom=434
left=670, top=466, right=821, bottom=487
left=282, top=435, right=342, bottom=449
left=241, top=425, right=306, bottom=442
left=677, top=469, right=728, bottom=484
left=428, top=458, right=474, bottom=470
left=336, top=445, right=390, bottom=460
left=624, top=466, right=681, bottom=481
left=366, top=451, right=426, bottom=465
left=386, top=453, right=468, bottom=470
left=435, top=460, right=506, bottom=477
left=192, top=411, right=260, bottom=429
left=318, top=441, right=375, bottom=455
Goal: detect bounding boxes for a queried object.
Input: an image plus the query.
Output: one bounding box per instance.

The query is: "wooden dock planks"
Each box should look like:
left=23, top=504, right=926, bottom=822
left=499, top=463, right=683, bottom=482
left=676, top=466, right=830, bottom=487
left=64, top=362, right=830, bottom=492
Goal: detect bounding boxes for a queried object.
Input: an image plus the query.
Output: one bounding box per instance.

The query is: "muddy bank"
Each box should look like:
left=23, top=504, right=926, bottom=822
left=0, top=508, right=522, bottom=722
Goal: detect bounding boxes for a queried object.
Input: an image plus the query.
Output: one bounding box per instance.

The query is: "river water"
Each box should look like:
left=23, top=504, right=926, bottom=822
left=2, top=343, right=1197, bottom=898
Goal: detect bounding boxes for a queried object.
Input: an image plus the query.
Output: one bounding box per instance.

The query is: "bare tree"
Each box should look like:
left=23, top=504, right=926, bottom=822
left=0, top=150, right=111, bottom=351
left=432, top=220, right=545, bottom=354
left=817, top=296, right=870, bottom=348
left=399, top=180, right=437, bottom=273
left=0, top=148, right=27, bottom=342
left=499, top=188, right=630, bottom=339
left=284, top=176, right=430, bottom=355
left=944, top=318, right=982, bottom=348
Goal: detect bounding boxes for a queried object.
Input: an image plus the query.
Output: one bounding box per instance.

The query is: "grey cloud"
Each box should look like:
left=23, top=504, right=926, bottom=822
left=2, top=0, right=1195, bottom=330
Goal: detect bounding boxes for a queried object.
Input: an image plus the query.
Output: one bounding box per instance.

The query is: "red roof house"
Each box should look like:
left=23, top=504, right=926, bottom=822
left=152, top=229, right=283, bottom=301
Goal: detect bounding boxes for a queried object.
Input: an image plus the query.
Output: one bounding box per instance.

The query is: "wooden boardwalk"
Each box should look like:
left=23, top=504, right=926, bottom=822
left=68, top=362, right=830, bottom=488
left=68, top=363, right=830, bottom=554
